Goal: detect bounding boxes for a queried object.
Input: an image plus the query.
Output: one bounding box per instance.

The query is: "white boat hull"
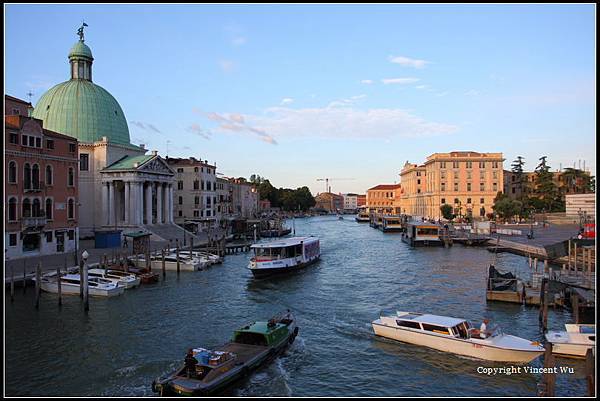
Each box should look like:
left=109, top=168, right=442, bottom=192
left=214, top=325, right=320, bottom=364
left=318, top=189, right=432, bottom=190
left=134, top=259, right=202, bottom=271
left=39, top=281, right=125, bottom=297
left=372, top=322, right=543, bottom=363
left=551, top=342, right=594, bottom=358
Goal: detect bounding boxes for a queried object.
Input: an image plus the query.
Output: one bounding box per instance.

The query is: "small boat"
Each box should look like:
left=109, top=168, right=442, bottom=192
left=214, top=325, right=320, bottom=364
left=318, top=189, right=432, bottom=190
left=338, top=215, right=344, bottom=220
left=248, top=236, right=320, bottom=278
left=87, top=268, right=140, bottom=289
left=355, top=211, right=370, bottom=223
left=380, top=215, right=403, bottom=232
left=372, top=311, right=544, bottom=362
left=34, top=273, right=125, bottom=297
left=152, top=311, right=299, bottom=396
left=168, top=249, right=223, bottom=265
left=133, top=253, right=206, bottom=271
left=109, top=263, right=159, bottom=284
left=401, top=221, right=443, bottom=246
left=545, top=324, right=595, bottom=358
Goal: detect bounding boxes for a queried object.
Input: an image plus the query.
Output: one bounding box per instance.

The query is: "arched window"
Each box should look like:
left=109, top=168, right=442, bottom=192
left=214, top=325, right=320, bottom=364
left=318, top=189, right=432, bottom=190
left=22, top=198, right=31, bottom=217
left=68, top=168, right=74, bottom=186
left=32, top=164, right=40, bottom=190
left=46, top=165, right=53, bottom=185
left=9, top=161, right=17, bottom=183
left=8, top=198, right=17, bottom=221
left=32, top=198, right=41, bottom=217
left=68, top=198, right=75, bottom=219
left=46, top=198, right=53, bottom=220
left=24, top=163, right=31, bottom=189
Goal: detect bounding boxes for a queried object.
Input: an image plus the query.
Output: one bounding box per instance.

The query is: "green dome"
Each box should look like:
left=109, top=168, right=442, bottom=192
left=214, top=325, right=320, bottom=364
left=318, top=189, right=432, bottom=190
left=32, top=80, right=131, bottom=145
left=69, top=40, right=93, bottom=60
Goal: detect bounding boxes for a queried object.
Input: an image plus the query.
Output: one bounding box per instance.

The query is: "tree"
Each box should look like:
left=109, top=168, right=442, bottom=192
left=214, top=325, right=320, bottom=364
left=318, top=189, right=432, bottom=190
left=492, top=193, right=523, bottom=221
left=534, top=156, right=562, bottom=212
left=511, top=156, right=528, bottom=198
left=440, top=204, right=454, bottom=221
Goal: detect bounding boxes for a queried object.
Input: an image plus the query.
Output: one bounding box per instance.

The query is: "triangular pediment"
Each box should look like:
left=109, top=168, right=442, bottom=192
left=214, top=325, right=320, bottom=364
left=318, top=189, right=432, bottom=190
left=138, top=156, right=175, bottom=175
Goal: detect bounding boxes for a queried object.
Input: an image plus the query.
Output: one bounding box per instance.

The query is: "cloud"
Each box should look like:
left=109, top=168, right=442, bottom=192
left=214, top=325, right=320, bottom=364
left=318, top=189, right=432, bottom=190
left=381, top=78, right=420, bottom=85
left=130, top=121, right=162, bottom=134
left=231, top=36, right=247, bottom=46
left=186, top=123, right=212, bottom=140
left=389, top=55, right=430, bottom=69
left=193, top=108, right=278, bottom=145
left=415, top=85, right=429, bottom=90
left=280, top=97, right=294, bottom=105
left=327, top=94, right=366, bottom=108
left=218, top=59, right=235, bottom=72
left=244, top=105, right=458, bottom=140
left=361, top=79, right=374, bottom=85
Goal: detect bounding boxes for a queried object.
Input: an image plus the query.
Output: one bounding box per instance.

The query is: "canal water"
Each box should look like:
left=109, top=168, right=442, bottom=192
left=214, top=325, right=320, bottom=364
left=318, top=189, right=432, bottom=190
left=5, top=216, right=588, bottom=396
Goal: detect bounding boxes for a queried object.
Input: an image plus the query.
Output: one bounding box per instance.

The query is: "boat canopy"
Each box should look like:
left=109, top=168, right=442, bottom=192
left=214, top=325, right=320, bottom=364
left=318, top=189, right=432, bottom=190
left=250, top=236, right=317, bottom=249
left=396, top=311, right=465, bottom=328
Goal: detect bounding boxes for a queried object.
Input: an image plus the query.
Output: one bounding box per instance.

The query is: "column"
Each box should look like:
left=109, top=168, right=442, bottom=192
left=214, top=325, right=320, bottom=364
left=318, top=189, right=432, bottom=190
left=134, top=182, right=142, bottom=225
left=102, top=182, right=109, bottom=225
left=124, top=182, right=130, bottom=224
left=145, top=182, right=153, bottom=224
left=156, top=182, right=163, bottom=224
left=169, top=184, right=174, bottom=223
left=108, top=181, right=115, bottom=226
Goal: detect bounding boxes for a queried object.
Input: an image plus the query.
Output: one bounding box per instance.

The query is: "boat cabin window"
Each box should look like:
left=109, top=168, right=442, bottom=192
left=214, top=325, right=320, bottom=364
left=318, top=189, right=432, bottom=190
left=416, top=227, right=439, bottom=236
left=255, top=245, right=302, bottom=259
left=396, top=320, right=422, bottom=330
left=453, top=323, right=470, bottom=339
left=421, top=323, right=450, bottom=335
left=234, top=332, right=268, bottom=346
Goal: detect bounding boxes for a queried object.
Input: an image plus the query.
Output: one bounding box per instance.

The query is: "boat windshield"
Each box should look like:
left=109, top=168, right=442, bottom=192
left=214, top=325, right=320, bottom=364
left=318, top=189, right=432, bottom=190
left=453, top=322, right=470, bottom=339
left=254, top=244, right=302, bottom=259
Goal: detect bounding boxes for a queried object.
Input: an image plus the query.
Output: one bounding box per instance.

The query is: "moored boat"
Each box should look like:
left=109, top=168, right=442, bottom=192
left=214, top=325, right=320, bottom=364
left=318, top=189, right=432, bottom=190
left=372, top=311, right=544, bottom=362
left=248, top=236, right=320, bottom=278
left=133, top=253, right=206, bottom=271
left=34, top=273, right=125, bottom=297
left=152, top=311, right=299, bottom=396
left=401, top=221, right=443, bottom=246
left=545, top=324, right=595, bottom=358
left=355, top=211, right=370, bottom=223
left=87, top=268, right=141, bottom=288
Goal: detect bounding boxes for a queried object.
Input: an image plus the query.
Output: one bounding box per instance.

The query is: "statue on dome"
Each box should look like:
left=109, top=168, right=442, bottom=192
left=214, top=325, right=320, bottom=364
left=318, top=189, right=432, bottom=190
left=77, top=22, right=88, bottom=41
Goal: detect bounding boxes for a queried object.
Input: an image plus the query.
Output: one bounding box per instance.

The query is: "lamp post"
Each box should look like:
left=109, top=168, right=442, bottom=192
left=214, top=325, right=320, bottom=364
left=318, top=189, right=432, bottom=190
left=82, top=250, right=89, bottom=311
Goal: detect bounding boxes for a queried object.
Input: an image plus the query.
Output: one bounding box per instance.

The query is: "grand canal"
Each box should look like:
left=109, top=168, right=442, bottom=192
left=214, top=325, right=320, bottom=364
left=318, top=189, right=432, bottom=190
left=5, top=216, right=588, bottom=396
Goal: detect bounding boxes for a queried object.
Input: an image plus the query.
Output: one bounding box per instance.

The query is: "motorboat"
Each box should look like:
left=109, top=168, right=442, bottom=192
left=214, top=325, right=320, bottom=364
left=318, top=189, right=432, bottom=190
left=132, top=253, right=206, bottom=271
left=152, top=311, right=298, bottom=396
left=248, top=236, right=320, bottom=278
left=87, top=268, right=140, bottom=289
left=34, top=273, right=125, bottom=297
left=545, top=324, right=595, bottom=358
left=168, top=249, right=223, bottom=265
left=372, top=311, right=544, bottom=363
left=355, top=211, right=370, bottom=223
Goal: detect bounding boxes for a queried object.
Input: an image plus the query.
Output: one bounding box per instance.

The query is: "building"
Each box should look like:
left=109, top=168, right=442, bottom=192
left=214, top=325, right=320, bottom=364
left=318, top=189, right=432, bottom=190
left=230, top=178, right=259, bottom=218
left=5, top=111, right=79, bottom=259
left=30, top=25, right=175, bottom=238
left=366, top=184, right=403, bottom=214
left=314, top=192, right=344, bottom=212
left=167, top=157, right=218, bottom=228
left=504, top=169, right=593, bottom=200
left=565, top=194, right=595, bottom=219
left=216, top=177, right=234, bottom=219
left=356, top=194, right=366, bottom=207
left=5, top=94, right=32, bottom=117
left=343, top=193, right=359, bottom=211
left=402, top=151, right=504, bottom=220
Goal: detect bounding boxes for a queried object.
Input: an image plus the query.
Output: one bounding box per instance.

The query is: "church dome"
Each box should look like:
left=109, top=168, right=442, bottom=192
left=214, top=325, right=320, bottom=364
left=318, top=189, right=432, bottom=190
left=32, top=31, right=131, bottom=146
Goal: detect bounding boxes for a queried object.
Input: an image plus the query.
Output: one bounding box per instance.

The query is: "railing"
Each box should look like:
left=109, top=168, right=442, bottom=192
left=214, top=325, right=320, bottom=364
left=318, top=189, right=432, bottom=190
left=22, top=216, right=47, bottom=227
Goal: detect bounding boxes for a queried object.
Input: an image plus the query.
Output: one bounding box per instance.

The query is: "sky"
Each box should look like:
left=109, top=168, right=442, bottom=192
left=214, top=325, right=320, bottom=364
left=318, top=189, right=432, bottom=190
left=5, top=4, right=596, bottom=195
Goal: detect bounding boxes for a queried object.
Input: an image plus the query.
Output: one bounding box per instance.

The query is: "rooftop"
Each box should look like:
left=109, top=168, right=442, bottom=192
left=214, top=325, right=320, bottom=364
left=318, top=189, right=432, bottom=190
left=368, top=184, right=402, bottom=191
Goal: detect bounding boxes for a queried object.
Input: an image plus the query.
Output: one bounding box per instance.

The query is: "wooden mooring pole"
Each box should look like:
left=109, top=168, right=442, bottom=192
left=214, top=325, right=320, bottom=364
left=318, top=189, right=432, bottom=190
left=35, top=262, right=41, bottom=309
left=586, top=348, right=595, bottom=396
left=79, top=259, right=84, bottom=299
left=176, top=240, right=181, bottom=274
left=23, top=259, right=27, bottom=294
left=539, top=343, right=556, bottom=396
left=539, top=278, right=548, bottom=332
left=162, top=249, right=166, bottom=278
left=190, top=237, right=194, bottom=260
left=57, top=265, right=62, bottom=307
left=83, top=259, right=89, bottom=312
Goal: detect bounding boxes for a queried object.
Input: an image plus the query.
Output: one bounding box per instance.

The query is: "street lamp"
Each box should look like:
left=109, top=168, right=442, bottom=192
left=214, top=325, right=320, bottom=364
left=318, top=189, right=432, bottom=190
left=82, top=250, right=89, bottom=262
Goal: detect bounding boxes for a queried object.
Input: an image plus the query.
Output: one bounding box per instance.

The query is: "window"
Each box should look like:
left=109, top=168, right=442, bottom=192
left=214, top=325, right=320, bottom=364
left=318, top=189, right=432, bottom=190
left=492, top=161, right=499, bottom=169
left=46, top=198, right=53, bottom=220
left=45, top=165, right=53, bottom=185
left=178, top=210, right=183, bottom=217
left=194, top=167, right=199, bottom=172
left=480, top=171, right=485, bottom=180
left=421, top=323, right=450, bottom=335
left=195, top=196, right=200, bottom=205
left=68, top=230, right=75, bottom=240
left=454, top=198, right=459, bottom=204
left=8, top=198, right=17, bottom=221
left=466, top=161, right=472, bottom=169
left=79, top=154, right=89, bottom=171
left=24, top=163, right=31, bottom=189
left=480, top=198, right=485, bottom=204
left=68, top=168, right=74, bottom=186
left=441, top=182, right=446, bottom=192
left=453, top=161, right=459, bottom=168
left=9, top=233, right=17, bottom=247
left=67, top=198, right=75, bottom=219
left=193, top=180, right=199, bottom=190
left=396, top=320, right=421, bottom=329
left=440, top=162, right=446, bottom=169
left=467, top=198, right=472, bottom=204
left=454, top=182, right=459, bottom=192
left=22, top=135, right=28, bottom=146
left=512, top=188, right=516, bottom=194
left=22, top=198, right=31, bottom=217
left=207, top=181, right=212, bottom=191
left=29, top=136, right=35, bottom=147
left=9, top=161, right=17, bottom=183
left=46, top=139, right=54, bottom=149
left=178, top=196, right=183, bottom=205
left=177, top=168, right=184, bottom=173
left=441, top=198, right=446, bottom=204
left=177, top=181, right=183, bottom=190
left=35, top=137, right=41, bottom=148
left=467, top=183, right=471, bottom=192
left=32, top=164, right=40, bottom=189
left=479, top=161, right=485, bottom=169
left=467, top=171, right=472, bottom=180
left=480, top=182, right=485, bottom=191
left=493, top=182, right=498, bottom=192
left=193, top=210, right=199, bottom=217
left=492, top=171, right=498, bottom=179
left=417, top=179, right=421, bottom=185
left=69, top=143, right=76, bottom=153
left=9, top=132, right=18, bottom=144
left=45, top=231, right=53, bottom=243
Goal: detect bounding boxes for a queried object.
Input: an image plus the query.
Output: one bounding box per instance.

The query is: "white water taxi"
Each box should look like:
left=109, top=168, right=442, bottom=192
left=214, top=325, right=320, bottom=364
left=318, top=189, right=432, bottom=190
left=87, top=268, right=140, bottom=289
left=372, top=311, right=544, bottom=362
left=545, top=324, right=595, bottom=358
left=248, top=236, right=320, bottom=278
left=34, top=273, right=125, bottom=297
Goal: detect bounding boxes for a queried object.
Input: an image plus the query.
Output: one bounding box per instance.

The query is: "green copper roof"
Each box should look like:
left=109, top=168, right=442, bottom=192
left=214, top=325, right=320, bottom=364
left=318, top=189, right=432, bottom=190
left=103, top=155, right=154, bottom=171
left=32, top=79, right=131, bottom=146
left=69, top=40, right=93, bottom=59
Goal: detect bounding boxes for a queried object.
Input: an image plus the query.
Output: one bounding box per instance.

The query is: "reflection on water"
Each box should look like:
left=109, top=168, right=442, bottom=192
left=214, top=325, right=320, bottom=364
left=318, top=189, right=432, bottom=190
left=5, top=216, right=589, bottom=396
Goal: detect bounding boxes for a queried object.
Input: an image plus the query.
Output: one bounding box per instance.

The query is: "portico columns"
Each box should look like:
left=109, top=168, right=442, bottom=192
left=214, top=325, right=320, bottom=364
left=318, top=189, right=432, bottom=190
left=108, top=181, right=115, bottom=226
left=102, top=182, right=109, bottom=225
left=124, top=181, right=130, bottom=224
left=145, top=182, right=153, bottom=224
left=168, top=184, right=174, bottom=223
left=156, top=182, right=163, bottom=224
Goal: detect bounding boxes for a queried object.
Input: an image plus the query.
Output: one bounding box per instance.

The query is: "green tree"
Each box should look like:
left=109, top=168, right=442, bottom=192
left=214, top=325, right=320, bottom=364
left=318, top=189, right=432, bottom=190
left=492, top=193, right=523, bottom=221
left=511, top=156, right=528, bottom=198
left=440, top=204, right=454, bottom=220
left=533, top=156, right=563, bottom=212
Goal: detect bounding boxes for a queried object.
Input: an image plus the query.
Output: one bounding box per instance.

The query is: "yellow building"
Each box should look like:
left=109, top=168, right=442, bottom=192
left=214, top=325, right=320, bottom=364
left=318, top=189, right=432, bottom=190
left=400, top=151, right=504, bottom=220
left=366, top=184, right=403, bottom=214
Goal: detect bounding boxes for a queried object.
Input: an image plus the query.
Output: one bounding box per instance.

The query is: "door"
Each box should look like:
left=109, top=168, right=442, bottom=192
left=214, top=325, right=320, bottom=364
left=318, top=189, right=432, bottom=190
left=56, top=232, right=65, bottom=253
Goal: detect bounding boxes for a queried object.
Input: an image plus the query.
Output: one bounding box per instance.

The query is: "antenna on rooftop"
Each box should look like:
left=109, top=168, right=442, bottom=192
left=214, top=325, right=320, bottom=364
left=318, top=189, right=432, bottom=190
left=166, top=140, right=171, bottom=157
left=26, top=91, right=34, bottom=103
